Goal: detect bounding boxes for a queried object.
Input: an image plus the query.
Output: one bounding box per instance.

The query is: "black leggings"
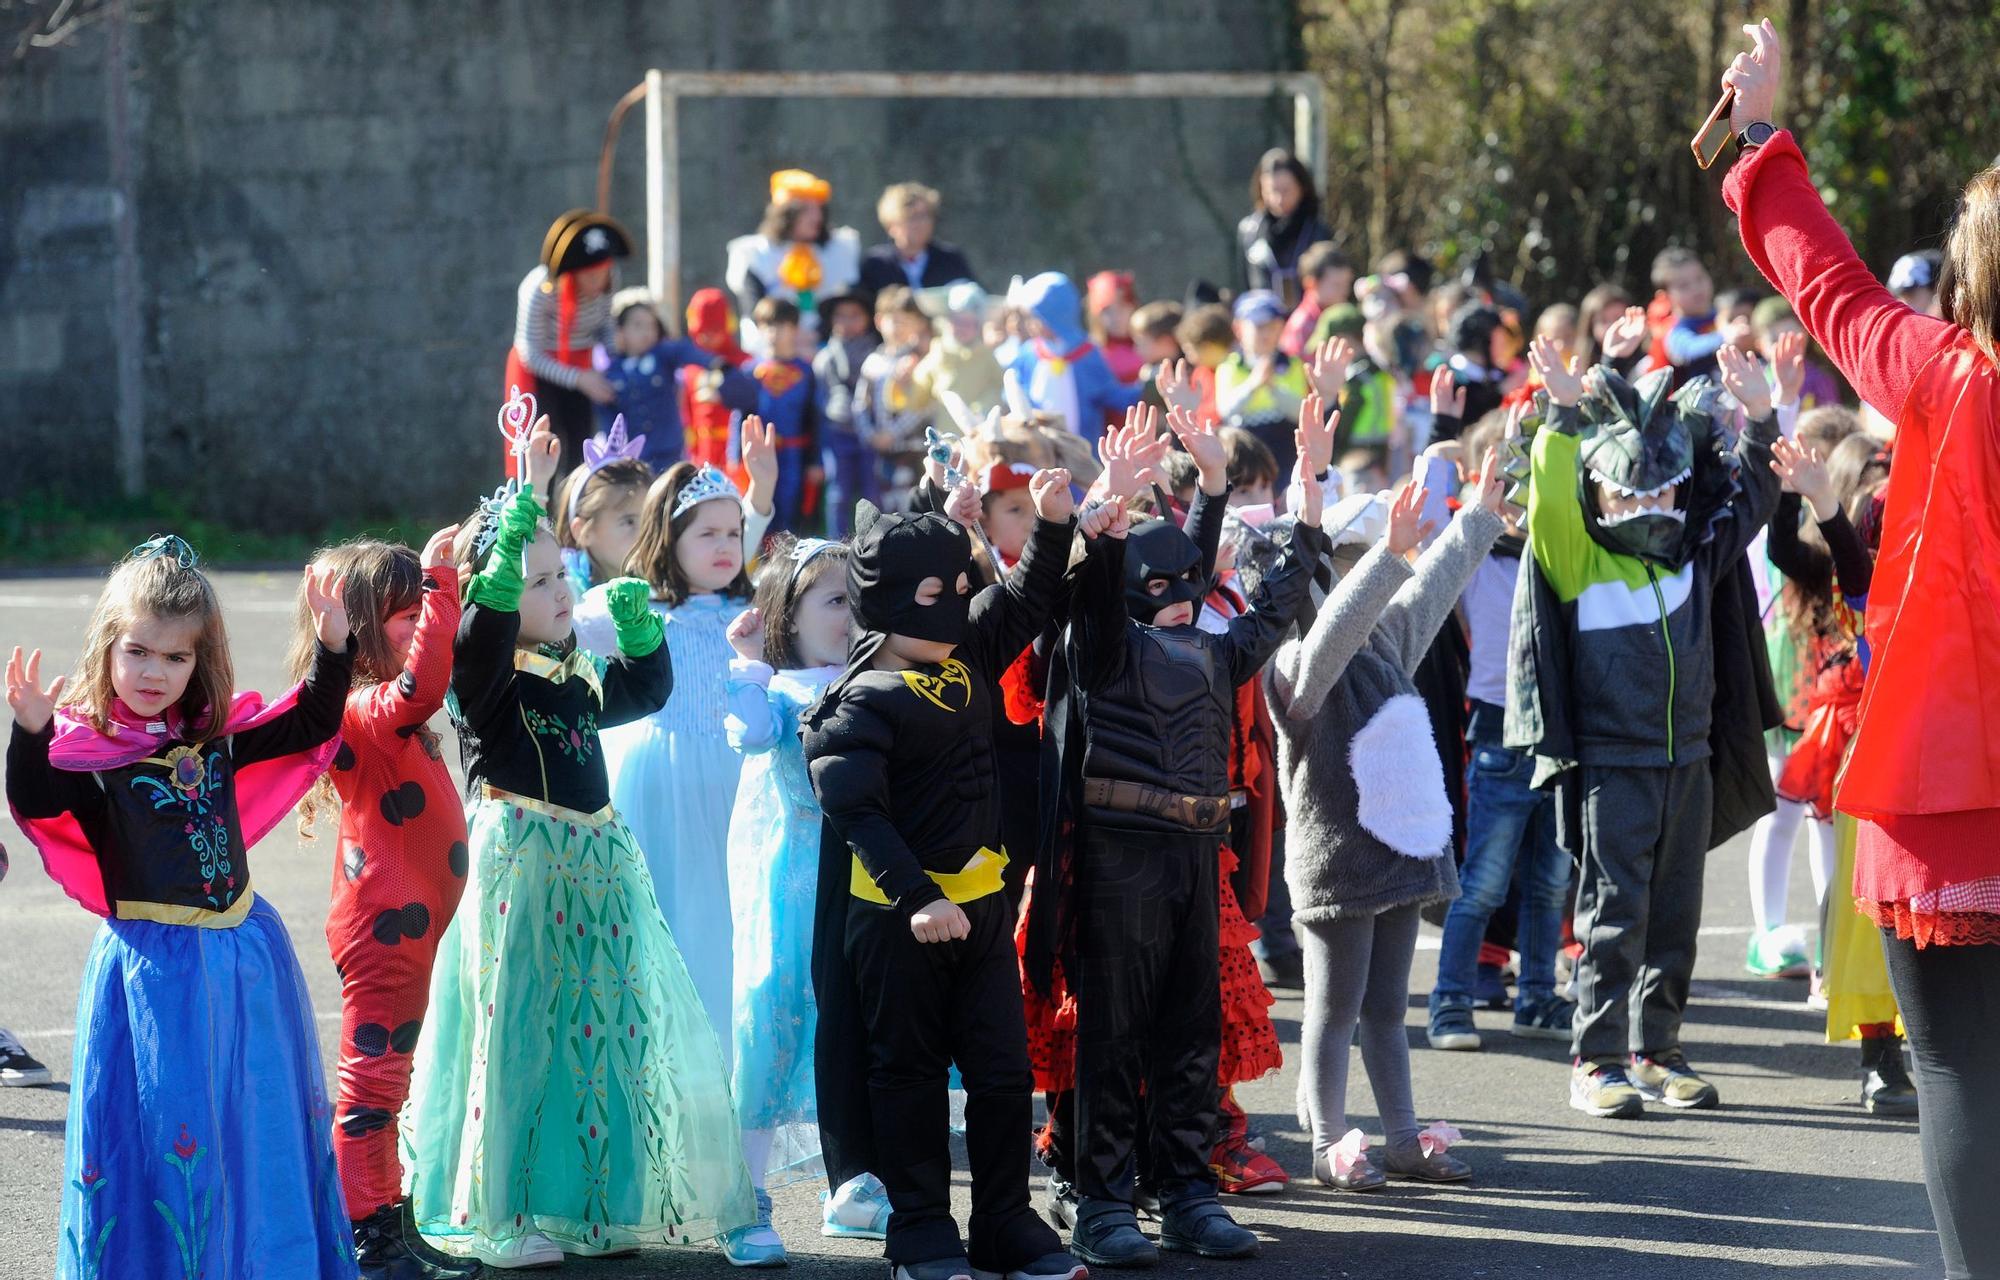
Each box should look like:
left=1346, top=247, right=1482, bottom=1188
left=1880, top=931, right=2000, bottom=1279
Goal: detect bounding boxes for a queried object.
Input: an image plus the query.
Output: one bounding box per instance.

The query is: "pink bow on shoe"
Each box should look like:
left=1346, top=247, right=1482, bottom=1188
left=1330, top=1128, right=1371, bottom=1177
left=1418, top=1121, right=1463, bottom=1158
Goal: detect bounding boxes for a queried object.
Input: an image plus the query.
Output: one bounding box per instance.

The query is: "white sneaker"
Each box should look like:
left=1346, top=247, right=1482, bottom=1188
left=822, top=1172, right=891, bottom=1239
left=473, top=1230, right=564, bottom=1269
left=560, top=1224, right=642, bottom=1257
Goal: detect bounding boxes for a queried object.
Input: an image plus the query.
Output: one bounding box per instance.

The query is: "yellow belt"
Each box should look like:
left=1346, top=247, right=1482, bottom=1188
left=850, top=847, right=1009, bottom=907
left=116, top=886, right=256, bottom=929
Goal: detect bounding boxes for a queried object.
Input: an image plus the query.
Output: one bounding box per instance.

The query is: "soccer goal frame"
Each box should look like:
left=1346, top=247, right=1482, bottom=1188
left=597, top=70, right=1327, bottom=319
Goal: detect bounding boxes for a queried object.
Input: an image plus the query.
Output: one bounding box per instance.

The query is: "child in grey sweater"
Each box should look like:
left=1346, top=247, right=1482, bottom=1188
left=1265, top=451, right=1506, bottom=1191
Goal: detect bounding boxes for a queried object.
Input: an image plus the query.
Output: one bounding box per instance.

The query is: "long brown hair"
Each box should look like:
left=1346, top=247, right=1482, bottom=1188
left=1780, top=434, right=1891, bottom=648
left=1940, top=167, right=2000, bottom=366
left=289, top=540, right=424, bottom=835
left=753, top=536, right=850, bottom=669
left=62, top=543, right=234, bottom=743
left=628, top=463, right=753, bottom=606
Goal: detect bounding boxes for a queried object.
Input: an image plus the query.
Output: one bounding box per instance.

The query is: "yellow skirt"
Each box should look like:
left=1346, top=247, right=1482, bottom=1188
left=1821, top=811, right=1903, bottom=1041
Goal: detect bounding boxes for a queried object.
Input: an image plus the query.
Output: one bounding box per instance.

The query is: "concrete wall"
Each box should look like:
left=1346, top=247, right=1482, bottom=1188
left=0, top=0, right=1300, bottom=533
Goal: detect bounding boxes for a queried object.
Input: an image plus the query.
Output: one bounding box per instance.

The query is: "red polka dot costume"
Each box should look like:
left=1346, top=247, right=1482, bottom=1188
left=322, top=569, right=469, bottom=1220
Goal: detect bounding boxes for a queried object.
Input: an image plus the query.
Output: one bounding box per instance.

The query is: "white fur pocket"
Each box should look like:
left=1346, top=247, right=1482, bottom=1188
left=1348, top=694, right=1451, bottom=859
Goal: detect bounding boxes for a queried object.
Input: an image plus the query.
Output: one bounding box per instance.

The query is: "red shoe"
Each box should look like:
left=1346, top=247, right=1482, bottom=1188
left=1211, top=1137, right=1289, bottom=1194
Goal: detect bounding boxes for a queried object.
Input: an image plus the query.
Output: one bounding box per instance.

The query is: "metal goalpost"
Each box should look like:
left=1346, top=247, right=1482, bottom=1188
left=597, top=70, right=1326, bottom=320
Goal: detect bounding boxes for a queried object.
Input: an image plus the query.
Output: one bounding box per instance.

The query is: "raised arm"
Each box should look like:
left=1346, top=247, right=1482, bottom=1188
left=964, top=472, right=1077, bottom=674
left=1223, top=519, right=1329, bottom=687
left=1267, top=538, right=1410, bottom=722
left=232, top=637, right=356, bottom=766
left=1377, top=505, right=1506, bottom=675
left=346, top=534, right=461, bottom=747
left=1719, top=24, right=1954, bottom=415
left=6, top=724, right=105, bottom=821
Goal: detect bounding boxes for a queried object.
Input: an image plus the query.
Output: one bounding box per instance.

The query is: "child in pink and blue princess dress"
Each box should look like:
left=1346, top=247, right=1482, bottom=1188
left=6, top=537, right=359, bottom=1280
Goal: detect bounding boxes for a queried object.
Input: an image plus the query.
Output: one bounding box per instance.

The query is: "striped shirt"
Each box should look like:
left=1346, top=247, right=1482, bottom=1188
left=514, top=265, right=614, bottom=390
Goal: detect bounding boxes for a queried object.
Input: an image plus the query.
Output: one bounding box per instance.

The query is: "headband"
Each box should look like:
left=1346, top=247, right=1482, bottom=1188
left=568, top=414, right=649, bottom=522
left=786, top=537, right=842, bottom=586
left=670, top=465, right=742, bottom=522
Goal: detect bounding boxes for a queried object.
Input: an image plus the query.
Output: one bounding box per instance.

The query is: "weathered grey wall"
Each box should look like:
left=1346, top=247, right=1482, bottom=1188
left=1, top=0, right=1300, bottom=534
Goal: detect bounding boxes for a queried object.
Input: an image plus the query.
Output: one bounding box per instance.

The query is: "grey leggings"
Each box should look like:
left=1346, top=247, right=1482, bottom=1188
left=1296, top=905, right=1422, bottom=1155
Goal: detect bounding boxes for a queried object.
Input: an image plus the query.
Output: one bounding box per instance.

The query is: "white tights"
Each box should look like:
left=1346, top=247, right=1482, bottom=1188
left=1746, top=749, right=1835, bottom=931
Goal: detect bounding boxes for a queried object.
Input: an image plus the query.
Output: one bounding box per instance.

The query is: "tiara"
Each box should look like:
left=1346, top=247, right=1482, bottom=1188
left=130, top=533, right=200, bottom=568
left=569, top=414, right=649, bottom=521
left=786, top=536, right=841, bottom=584
left=670, top=465, right=741, bottom=522
left=470, top=482, right=516, bottom=561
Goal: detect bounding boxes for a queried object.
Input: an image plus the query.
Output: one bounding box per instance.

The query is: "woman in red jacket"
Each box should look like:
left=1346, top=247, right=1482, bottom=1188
left=1722, top=21, right=2000, bottom=1277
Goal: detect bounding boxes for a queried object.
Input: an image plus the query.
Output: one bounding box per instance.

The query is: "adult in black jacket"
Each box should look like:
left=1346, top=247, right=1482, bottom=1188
left=1237, top=149, right=1331, bottom=311
left=860, top=181, right=979, bottom=296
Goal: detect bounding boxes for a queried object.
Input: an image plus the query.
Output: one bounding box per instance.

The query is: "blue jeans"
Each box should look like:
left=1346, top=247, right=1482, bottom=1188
left=1430, top=736, right=1571, bottom=1014
left=822, top=430, right=880, bottom=538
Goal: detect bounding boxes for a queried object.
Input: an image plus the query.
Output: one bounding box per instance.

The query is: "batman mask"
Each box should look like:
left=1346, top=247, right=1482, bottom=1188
left=1124, top=518, right=1209, bottom=623
left=848, top=503, right=974, bottom=644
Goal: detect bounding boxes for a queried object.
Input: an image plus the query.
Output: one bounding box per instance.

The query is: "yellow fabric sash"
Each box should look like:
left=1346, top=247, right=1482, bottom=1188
left=512, top=647, right=604, bottom=704
left=850, top=847, right=1008, bottom=907
left=480, top=782, right=617, bottom=830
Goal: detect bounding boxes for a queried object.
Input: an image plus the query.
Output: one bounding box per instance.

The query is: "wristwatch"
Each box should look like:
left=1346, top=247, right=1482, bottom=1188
left=1736, top=121, right=1778, bottom=154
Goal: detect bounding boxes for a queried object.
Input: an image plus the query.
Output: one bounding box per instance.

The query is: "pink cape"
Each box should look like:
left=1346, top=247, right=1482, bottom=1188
left=10, top=687, right=341, bottom=917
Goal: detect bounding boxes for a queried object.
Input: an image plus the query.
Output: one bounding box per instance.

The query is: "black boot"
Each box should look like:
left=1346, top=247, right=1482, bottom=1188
left=1861, top=1034, right=1919, bottom=1117
left=352, top=1204, right=431, bottom=1280
left=1071, top=1199, right=1159, bottom=1269
left=394, top=1200, right=484, bottom=1277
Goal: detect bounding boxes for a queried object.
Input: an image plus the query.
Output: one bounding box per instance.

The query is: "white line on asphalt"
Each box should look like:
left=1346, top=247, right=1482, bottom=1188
left=0, top=594, right=296, bottom=613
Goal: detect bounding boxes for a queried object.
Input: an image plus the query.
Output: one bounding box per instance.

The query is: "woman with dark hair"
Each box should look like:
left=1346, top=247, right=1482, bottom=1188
left=1723, top=20, right=2000, bottom=1277
left=726, top=169, right=863, bottom=352
left=1237, top=149, right=1332, bottom=311
left=509, top=209, right=632, bottom=476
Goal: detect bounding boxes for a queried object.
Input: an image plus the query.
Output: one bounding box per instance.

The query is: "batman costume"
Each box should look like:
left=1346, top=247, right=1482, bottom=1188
left=1504, top=367, right=1780, bottom=1104
left=803, top=500, right=1079, bottom=1279
left=1025, top=486, right=1324, bottom=1264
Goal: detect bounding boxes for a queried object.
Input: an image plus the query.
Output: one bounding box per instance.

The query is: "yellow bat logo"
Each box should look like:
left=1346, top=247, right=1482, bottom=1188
left=902, top=659, right=972, bottom=713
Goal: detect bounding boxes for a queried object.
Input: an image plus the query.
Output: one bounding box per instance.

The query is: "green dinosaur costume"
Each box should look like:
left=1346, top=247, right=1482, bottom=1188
left=1504, top=364, right=1782, bottom=1066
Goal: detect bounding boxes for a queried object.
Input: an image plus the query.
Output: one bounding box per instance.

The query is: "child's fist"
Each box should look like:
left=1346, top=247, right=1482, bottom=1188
left=1029, top=468, right=1075, bottom=523
left=727, top=607, right=766, bottom=663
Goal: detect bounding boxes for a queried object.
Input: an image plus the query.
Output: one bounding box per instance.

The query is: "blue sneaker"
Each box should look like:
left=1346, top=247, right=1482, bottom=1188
left=1427, top=1004, right=1481, bottom=1051
left=722, top=1189, right=788, bottom=1267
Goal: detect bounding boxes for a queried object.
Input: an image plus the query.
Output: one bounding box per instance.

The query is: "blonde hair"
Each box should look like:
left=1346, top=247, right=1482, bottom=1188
left=63, top=544, right=233, bottom=744
left=1941, top=167, right=2000, bottom=368
left=960, top=412, right=1103, bottom=490
left=877, top=182, right=940, bottom=227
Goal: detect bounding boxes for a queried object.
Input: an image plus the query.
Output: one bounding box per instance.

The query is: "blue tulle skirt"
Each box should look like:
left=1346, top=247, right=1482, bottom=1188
left=58, top=897, right=356, bottom=1280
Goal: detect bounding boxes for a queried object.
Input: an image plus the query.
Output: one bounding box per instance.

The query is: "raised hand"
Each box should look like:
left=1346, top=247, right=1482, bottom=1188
left=1529, top=335, right=1584, bottom=407
left=525, top=415, right=561, bottom=493
left=1722, top=18, right=1782, bottom=133
left=1154, top=358, right=1201, bottom=418
left=1429, top=369, right=1467, bottom=422
left=1029, top=467, right=1075, bottom=523
left=741, top=415, right=779, bottom=513
left=1601, top=306, right=1651, bottom=362
left=1770, top=437, right=1837, bottom=515
left=1296, top=390, right=1338, bottom=478
left=944, top=480, right=983, bottom=529
left=1100, top=405, right=1163, bottom=503
left=910, top=897, right=972, bottom=944
left=304, top=565, right=352, bottom=650
left=1717, top=343, right=1773, bottom=419
left=1770, top=329, right=1806, bottom=407
left=1164, top=404, right=1228, bottom=493
left=726, top=606, right=766, bottom=663
left=1078, top=499, right=1131, bottom=541
left=421, top=523, right=461, bottom=570
left=1307, top=336, right=1357, bottom=402
left=1475, top=446, right=1506, bottom=514
left=6, top=647, right=65, bottom=733
left=1292, top=435, right=1325, bottom=528
left=1385, top=481, right=1436, bottom=557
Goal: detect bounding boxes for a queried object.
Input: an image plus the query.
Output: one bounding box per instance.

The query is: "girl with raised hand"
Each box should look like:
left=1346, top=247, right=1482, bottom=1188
left=6, top=536, right=357, bottom=1279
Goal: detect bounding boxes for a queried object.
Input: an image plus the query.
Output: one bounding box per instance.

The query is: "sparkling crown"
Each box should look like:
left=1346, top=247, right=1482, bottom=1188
left=670, top=465, right=741, bottom=522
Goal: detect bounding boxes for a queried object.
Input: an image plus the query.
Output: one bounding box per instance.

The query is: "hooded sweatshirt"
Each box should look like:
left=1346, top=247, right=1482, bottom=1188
left=1005, top=272, right=1142, bottom=437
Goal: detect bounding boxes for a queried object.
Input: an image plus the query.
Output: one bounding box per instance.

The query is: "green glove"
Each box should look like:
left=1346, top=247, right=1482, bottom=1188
left=601, top=576, right=663, bottom=658
left=467, top=485, right=547, bottom=611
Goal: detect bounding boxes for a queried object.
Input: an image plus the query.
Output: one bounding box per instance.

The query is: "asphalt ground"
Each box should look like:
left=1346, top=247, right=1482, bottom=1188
left=0, top=572, right=1941, bottom=1278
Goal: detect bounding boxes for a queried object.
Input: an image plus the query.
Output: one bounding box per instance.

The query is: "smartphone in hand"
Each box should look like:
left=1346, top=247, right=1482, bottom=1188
left=1691, top=88, right=1737, bottom=170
